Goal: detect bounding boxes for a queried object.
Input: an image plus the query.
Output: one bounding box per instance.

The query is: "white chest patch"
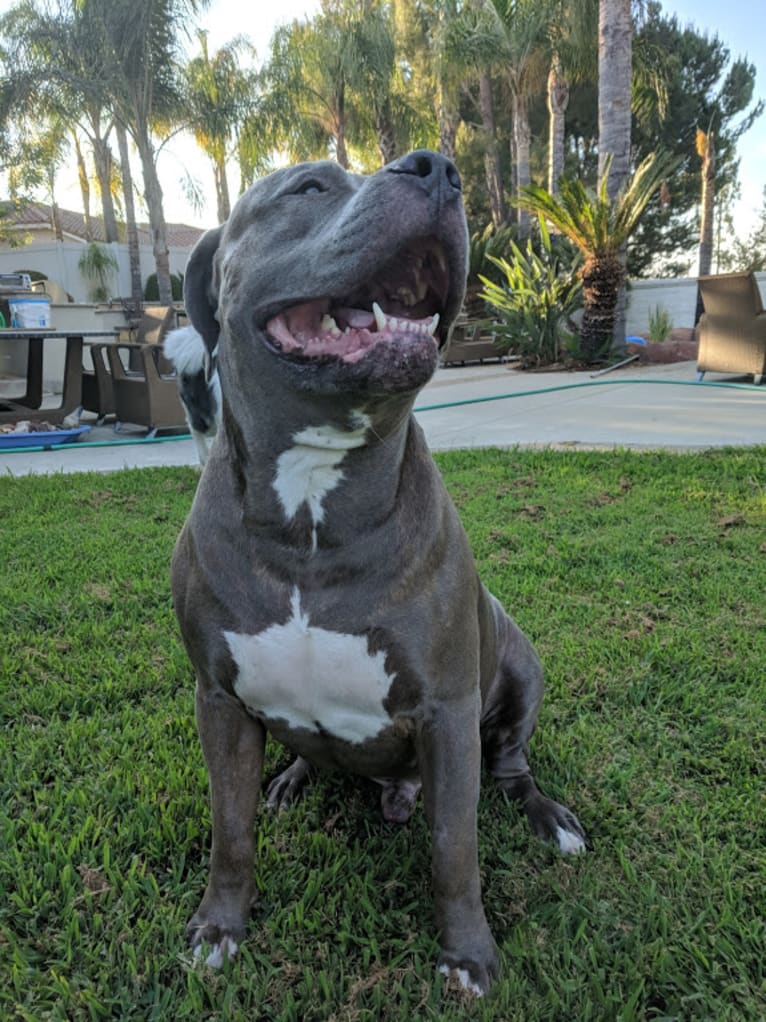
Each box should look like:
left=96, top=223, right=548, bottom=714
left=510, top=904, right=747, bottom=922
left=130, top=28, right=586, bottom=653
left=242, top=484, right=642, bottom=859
left=224, top=588, right=394, bottom=744
left=272, top=417, right=370, bottom=548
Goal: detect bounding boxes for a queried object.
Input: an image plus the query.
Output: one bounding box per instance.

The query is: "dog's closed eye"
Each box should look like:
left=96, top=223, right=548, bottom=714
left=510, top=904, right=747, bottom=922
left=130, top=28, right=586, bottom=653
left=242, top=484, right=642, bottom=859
left=294, top=180, right=326, bottom=195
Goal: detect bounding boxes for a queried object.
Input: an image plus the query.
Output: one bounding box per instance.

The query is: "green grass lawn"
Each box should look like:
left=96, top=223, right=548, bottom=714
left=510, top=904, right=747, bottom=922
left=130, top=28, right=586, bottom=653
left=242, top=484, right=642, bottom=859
left=1, top=448, right=764, bottom=1021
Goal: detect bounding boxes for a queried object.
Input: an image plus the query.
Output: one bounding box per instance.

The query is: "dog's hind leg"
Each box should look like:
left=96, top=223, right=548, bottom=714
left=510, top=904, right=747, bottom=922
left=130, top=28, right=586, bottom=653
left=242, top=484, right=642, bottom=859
left=481, top=598, right=585, bottom=855
left=265, top=755, right=313, bottom=809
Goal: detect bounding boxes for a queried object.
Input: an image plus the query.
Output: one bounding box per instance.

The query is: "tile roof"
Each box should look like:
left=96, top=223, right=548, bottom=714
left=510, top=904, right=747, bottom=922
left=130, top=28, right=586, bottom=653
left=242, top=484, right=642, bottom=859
left=3, top=201, right=206, bottom=248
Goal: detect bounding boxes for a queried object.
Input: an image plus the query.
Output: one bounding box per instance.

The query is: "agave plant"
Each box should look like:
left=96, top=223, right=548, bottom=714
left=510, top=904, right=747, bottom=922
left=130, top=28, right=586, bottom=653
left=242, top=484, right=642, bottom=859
left=479, top=217, right=582, bottom=366
left=515, top=151, right=678, bottom=360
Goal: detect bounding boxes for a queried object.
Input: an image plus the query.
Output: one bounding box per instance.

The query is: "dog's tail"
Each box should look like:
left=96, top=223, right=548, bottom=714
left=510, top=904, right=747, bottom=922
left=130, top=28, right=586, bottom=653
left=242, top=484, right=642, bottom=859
left=164, top=325, right=208, bottom=377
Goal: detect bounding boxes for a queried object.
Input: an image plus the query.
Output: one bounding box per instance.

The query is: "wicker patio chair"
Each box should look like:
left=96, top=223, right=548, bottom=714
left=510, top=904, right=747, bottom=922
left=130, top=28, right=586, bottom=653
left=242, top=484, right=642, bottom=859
left=696, top=272, right=766, bottom=385
left=105, top=306, right=186, bottom=435
left=442, top=318, right=504, bottom=366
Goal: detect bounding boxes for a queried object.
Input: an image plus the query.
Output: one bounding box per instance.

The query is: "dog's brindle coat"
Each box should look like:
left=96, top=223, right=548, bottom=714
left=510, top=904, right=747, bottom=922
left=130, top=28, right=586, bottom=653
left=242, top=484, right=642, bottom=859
left=172, top=150, right=585, bottom=995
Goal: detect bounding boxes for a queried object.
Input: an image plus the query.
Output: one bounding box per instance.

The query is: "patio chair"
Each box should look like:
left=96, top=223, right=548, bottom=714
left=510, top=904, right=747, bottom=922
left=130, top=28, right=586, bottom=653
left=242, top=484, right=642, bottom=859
left=80, top=306, right=180, bottom=423
left=696, top=272, right=766, bottom=385
left=442, top=318, right=503, bottom=366
left=105, top=307, right=186, bottom=435
left=80, top=343, right=115, bottom=423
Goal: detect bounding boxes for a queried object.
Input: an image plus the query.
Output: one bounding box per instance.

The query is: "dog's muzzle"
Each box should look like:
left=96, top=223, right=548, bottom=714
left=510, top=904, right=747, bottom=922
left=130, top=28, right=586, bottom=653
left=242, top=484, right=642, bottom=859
left=264, top=237, right=450, bottom=365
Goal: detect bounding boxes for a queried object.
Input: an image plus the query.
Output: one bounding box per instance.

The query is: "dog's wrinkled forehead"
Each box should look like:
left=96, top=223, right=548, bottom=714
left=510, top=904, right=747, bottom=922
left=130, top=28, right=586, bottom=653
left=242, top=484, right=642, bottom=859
left=225, top=161, right=362, bottom=244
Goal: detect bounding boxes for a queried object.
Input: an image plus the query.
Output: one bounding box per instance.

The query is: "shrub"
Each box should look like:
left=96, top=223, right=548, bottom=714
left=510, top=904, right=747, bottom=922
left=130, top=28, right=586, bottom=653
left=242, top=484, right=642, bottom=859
left=479, top=218, right=582, bottom=366
left=144, top=272, right=184, bottom=302
left=647, top=304, right=673, bottom=343
left=77, top=242, right=119, bottom=303
left=465, top=223, right=518, bottom=315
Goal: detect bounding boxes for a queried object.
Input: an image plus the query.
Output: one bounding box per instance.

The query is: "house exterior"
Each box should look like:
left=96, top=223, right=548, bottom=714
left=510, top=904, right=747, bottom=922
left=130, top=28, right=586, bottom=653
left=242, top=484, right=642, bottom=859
left=0, top=201, right=205, bottom=303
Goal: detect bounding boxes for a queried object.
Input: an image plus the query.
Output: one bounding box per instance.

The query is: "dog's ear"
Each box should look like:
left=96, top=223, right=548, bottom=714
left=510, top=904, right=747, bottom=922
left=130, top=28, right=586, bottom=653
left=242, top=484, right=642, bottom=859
left=184, top=226, right=224, bottom=354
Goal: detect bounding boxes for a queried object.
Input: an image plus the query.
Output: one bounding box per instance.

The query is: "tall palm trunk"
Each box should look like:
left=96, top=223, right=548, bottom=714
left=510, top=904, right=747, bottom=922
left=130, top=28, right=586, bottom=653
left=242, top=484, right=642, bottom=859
left=478, top=72, right=507, bottom=226
left=436, top=78, right=458, bottom=161
left=513, top=89, right=532, bottom=238
left=598, top=0, right=633, bottom=351
left=92, top=133, right=119, bottom=243
left=133, top=124, right=172, bottom=305
left=334, top=85, right=349, bottom=169
left=697, top=128, right=716, bottom=276
left=598, top=0, right=632, bottom=199
left=213, top=155, right=231, bottom=223
left=547, top=54, right=569, bottom=193
left=375, top=98, right=398, bottom=165
left=73, top=133, right=95, bottom=241
left=116, top=122, right=143, bottom=306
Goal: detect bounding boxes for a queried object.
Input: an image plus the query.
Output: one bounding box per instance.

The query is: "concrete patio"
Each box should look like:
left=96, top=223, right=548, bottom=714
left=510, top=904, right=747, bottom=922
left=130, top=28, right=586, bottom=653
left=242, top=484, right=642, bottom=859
left=1, top=358, right=764, bottom=477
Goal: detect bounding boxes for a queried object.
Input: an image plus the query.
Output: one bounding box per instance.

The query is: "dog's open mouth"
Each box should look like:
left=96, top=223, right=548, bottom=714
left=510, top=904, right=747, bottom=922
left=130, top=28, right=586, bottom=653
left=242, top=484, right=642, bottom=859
left=265, top=239, right=450, bottom=364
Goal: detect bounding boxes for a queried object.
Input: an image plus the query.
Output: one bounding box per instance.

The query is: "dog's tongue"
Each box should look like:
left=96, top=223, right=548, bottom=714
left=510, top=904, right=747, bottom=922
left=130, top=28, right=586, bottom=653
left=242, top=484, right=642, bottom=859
left=266, top=299, right=436, bottom=364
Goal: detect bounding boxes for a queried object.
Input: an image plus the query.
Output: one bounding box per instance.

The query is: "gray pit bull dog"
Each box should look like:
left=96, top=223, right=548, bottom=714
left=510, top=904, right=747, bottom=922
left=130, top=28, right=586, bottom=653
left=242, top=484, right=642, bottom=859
left=172, top=149, right=585, bottom=995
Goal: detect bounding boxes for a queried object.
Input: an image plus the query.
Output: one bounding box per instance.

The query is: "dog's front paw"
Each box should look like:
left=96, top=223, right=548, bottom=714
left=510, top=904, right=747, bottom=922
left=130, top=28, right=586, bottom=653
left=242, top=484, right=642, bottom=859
left=437, top=942, right=500, bottom=997
left=186, top=887, right=252, bottom=968
left=526, top=795, right=586, bottom=855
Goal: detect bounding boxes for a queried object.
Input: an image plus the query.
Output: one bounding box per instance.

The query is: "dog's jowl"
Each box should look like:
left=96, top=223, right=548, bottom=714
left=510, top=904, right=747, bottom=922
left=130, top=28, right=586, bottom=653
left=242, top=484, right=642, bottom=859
left=171, top=150, right=585, bottom=995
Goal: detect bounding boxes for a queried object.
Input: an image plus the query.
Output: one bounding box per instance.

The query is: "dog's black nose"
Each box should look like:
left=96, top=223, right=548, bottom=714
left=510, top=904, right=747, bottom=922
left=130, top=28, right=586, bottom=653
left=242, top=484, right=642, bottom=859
left=388, top=149, right=462, bottom=194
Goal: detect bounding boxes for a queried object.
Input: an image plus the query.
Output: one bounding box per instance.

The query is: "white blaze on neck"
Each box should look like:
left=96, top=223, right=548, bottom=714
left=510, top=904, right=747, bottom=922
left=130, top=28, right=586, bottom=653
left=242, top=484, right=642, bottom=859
left=272, top=415, right=370, bottom=548
left=224, top=587, right=393, bottom=744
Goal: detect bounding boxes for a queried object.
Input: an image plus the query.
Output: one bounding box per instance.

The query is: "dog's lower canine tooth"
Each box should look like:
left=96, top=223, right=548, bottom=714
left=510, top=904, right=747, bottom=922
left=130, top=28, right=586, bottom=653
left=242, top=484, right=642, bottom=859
left=428, top=313, right=440, bottom=336
left=372, top=302, right=387, bottom=332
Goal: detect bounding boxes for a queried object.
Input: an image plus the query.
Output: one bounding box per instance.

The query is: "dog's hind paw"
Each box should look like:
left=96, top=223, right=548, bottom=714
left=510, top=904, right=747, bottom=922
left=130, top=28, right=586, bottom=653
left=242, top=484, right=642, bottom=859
left=265, top=756, right=312, bottom=809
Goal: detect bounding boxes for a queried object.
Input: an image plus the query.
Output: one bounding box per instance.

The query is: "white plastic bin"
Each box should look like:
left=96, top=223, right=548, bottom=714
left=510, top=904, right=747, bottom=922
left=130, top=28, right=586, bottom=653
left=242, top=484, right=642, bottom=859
left=8, top=296, right=52, bottom=328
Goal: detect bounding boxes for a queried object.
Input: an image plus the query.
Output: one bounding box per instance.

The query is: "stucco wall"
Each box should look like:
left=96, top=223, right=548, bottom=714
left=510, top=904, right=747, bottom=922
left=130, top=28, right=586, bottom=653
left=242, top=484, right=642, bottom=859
left=625, top=272, right=766, bottom=336
left=0, top=240, right=192, bottom=303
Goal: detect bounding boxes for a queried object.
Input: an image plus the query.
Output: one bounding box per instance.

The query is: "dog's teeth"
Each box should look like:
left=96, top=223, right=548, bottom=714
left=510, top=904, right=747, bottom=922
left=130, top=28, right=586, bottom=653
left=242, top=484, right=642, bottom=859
left=372, top=302, right=387, bottom=332
left=427, top=313, right=440, bottom=336
left=320, top=314, right=341, bottom=336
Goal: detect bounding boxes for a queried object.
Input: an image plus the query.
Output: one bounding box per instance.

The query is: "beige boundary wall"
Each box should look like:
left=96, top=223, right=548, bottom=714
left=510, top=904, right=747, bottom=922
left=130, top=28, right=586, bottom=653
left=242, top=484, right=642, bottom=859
left=0, top=240, right=192, bottom=305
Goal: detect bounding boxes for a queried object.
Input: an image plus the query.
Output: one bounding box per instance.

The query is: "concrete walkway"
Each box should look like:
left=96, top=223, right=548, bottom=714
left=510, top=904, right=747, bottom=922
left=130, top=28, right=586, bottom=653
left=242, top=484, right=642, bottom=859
left=1, top=359, right=764, bottom=477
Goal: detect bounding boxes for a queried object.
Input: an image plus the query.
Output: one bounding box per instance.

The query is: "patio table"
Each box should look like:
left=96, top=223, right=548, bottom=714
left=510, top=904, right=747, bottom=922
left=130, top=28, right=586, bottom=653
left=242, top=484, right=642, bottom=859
left=0, top=329, right=119, bottom=426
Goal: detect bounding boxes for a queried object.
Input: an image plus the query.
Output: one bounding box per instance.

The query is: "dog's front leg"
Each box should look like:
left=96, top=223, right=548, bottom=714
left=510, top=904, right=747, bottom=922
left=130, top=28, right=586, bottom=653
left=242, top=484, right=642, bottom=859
left=188, top=682, right=266, bottom=966
left=418, top=693, right=499, bottom=996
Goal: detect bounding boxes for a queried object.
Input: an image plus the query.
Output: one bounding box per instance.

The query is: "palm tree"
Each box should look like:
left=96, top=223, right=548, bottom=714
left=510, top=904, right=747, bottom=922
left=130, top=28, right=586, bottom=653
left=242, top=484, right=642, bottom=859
left=350, top=0, right=421, bottom=166
left=484, top=0, right=553, bottom=237
left=97, top=0, right=209, bottom=303
left=597, top=0, right=633, bottom=350
left=263, top=15, right=355, bottom=167
left=183, top=32, right=257, bottom=222
left=598, top=0, right=633, bottom=199
left=0, top=0, right=120, bottom=242
left=696, top=126, right=716, bottom=276
left=545, top=0, right=598, bottom=193
left=515, top=152, right=677, bottom=360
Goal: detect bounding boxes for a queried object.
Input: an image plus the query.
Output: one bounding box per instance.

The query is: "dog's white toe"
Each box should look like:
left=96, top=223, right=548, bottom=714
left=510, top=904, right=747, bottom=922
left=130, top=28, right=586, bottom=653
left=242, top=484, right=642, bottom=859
left=555, top=825, right=586, bottom=855
left=438, top=963, right=485, bottom=997
left=193, top=935, right=238, bottom=968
